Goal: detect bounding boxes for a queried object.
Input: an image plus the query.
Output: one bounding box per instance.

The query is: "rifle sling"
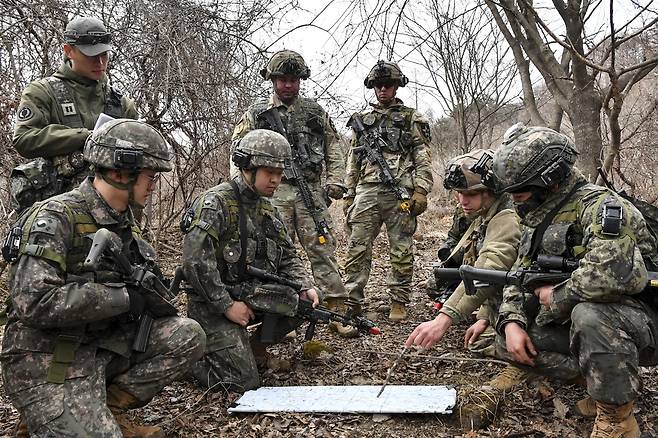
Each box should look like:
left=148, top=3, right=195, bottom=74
left=229, top=180, right=249, bottom=282
left=528, top=181, right=586, bottom=262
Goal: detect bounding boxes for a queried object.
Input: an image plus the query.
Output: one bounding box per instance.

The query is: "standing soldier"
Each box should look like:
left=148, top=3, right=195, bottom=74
left=182, top=130, right=320, bottom=392
left=1, top=120, right=205, bottom=437
left=231, top=50, right=353, bottom=336
left=11, top=16, right=137, bottom=213
left=492, top=125, right=658, bottom=436
left=343, top=60, right=434, bottom=321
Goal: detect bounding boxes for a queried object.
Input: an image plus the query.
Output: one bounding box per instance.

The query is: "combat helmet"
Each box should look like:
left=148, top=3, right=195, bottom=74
left=492, top=124, right=578, bottom=193
left=444, top=149, right=495, bottom=191
left=232, top=129, right=291, bottom=170
left=63, top=17, right=112, bottom=57
left=260, top=50, right=310, bottom=80
left=364, top=60, right=409, bottom=88
left=84, top=119, right=173, bottom=172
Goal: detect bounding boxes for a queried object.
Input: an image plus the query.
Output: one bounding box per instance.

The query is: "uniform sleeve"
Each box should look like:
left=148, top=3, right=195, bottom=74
left=343, top=131, right=361, bottom=196
left=548, top=194, right=650, bottom=317
left=441, top=210, right=520, bottom=322
left=496, top=226, right=533, bottom=333
left=12, top=81, right=90, bottom=159
left=322, top=113, right=346, bottom=188
left=8, top=204, right=130, bottom=328
left=410, top=111, right=434, bottom=194
left=181, top=194, right=235, bottom=314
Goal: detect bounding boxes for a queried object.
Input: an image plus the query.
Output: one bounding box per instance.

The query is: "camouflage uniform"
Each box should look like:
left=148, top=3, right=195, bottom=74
left=0, top=179, right=205, bottom=437
left=231, top=54, right=346, bottom=303
left=11, top=18, right=137, bottom=212
left=343, top=97, right=434, bottom=306
left=494, top=126, right=658, bottom=407
left=182, top=130, right=312, bottom=391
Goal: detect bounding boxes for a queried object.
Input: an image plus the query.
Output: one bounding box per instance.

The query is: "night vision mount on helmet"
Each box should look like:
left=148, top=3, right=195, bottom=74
left=260, top=50, right=311, bottom=80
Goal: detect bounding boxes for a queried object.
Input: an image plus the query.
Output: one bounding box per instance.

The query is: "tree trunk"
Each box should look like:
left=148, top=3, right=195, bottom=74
left=568, top=92, right=603, bottom=181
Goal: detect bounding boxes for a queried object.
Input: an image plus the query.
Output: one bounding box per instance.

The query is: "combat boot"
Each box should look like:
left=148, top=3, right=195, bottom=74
left=106, top=384, right=164, bottom=438
left=326, top=298, right=359, bottom=338
left=575, top=395, right=597, bottom=418
left=14, top=416, right=28, bottom=438
left=388, top=301, right=408, bottom=321
left=488, top=364, right=531, bottom=391
left=590, top=401, right=639, bottom=438
left=459, top=365, right=531, bottom=431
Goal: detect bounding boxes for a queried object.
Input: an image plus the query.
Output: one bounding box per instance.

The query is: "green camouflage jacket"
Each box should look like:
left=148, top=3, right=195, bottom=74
left=181, top=175, right=311, bottom=315
left=496, top=170, right=657, bottom=331
left=13, top=61, right=137, bottom=160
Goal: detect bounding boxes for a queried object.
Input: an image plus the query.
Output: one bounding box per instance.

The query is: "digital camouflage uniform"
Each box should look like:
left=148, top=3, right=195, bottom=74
left=344, top=97, right=434, bottom=306
left=231, top=91, right=346, bottom=302
left=182, top=165, right=312, bottom=391
left=493, top=127, right=658, bottom=409
left=11, top=59, right=137, bottom=211
left=0, top=179, right=205, bottom=437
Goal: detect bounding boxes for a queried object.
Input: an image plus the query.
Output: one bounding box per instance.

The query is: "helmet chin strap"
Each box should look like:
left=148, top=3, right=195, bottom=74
left=99, top=170, right=143, bottom=209
left=241, top=168, right=262, bottom=195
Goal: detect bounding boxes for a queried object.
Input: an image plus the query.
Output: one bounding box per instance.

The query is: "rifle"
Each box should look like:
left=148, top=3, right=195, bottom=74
left=259, top=107, right=331, bottom=245
left=435, top=254, right=658, bottom=297
left=240, top=265, right=381, bottom=342
left=348, top=114, right=411, bottom=213
left=83, top=228, right=178, bottom=353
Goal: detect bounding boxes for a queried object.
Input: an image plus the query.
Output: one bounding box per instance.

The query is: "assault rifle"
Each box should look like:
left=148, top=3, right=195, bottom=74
left=239, top=265, right=381, bottom=342
left=259, top=107, right=331, bottom=244
left=348, top=114, right=411, bottom=213
left=83, top=228, right=178, bottom=353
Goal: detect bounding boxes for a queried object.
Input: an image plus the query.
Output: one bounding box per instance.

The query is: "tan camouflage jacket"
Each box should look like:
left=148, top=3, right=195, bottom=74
left=496, top=170, right=657, bottom=332
left=13, top=61, right=137, bottom=160
left=345, top=99, right=434, bottom=196
left=440, top=197, right=520, bottom=323
left=231, top=93, right=345, bottom=187
left=181, top=175, right=312, bottom=315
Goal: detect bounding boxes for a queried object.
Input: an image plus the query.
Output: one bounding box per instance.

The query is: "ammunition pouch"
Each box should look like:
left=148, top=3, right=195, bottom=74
left=10, top=158, right=62, bottom=213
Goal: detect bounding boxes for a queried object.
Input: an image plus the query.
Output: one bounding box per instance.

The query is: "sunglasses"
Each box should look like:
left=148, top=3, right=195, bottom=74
left=67, top=32, right=112, bottom=45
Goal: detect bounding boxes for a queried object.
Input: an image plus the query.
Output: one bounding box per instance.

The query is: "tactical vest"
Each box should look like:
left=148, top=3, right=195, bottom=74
left=9, top=77, right=125, bottom=213
left=357, top=109, right=415, bottom=154
left=181, top=182, right=288, bottom=286
left=2, top=193, right=143, bottom=383
left=250, top=99, right=326, bottom=180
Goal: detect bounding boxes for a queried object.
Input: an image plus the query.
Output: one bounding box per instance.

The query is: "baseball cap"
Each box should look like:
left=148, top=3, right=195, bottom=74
left=64, top=17, right=112, bottom=57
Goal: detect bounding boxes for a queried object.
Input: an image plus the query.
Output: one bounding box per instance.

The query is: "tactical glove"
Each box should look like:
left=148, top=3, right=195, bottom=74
left=325, top=184, right=346, bottom=200
left=410, top=188, right=428, bottom=216
left=342, top=197, right=354, bottom=216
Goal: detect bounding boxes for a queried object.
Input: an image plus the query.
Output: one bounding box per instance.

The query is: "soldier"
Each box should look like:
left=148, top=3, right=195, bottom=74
left=231, top=50, right=352, bottom=336
left=11, top=16, right=137, bottom=213
left=404, top=149, right=530, bottom=429
left=181, top=129, right=320, bottom=392
left=343, top=60, right=434, bottom=321
left=1, top=119, right=206, bottom=437
left=492, top=124, right=658, bottom=436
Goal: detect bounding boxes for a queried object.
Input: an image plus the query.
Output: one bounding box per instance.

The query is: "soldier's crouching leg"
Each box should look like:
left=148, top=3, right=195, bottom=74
left=110, top=316, right=206, bottom=403
left=190, top=317, right=259, bottom=393
left=570, top=301, right=658, bottom=406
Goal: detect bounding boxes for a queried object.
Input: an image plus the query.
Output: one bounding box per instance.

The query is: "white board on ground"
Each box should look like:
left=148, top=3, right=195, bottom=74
left=228, top=385, right=456, bottom=414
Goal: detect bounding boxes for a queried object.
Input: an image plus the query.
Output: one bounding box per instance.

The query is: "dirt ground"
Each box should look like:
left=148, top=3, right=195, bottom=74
left=1, top=203, right=658, bottom=437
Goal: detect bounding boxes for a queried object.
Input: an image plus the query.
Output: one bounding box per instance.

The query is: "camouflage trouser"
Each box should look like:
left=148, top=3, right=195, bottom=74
left=271, top=181, right=346, bottom=300
left=344, top=190, right=417, bottom=305
left=496, top=300, right=658, bottom=404
left=188, top=299, right=303, bottom=392
left=467, top=325, right=497, bottom=358
left=2, top=316, right=205, bottom=437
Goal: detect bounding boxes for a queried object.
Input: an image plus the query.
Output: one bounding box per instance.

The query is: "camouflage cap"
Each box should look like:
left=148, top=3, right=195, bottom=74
left=492, top=123, right=578, bottom=193
left=64, top=17, right=112, bottom=57
left=260, top=50, right=310, bottom=80
left=232, top=129, right=291, bottom=169
left=364, top=60, right=409, bottom=88
left=84, top=119, right=173, bottom=172
left=444, top=149, right=495, bottom=191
